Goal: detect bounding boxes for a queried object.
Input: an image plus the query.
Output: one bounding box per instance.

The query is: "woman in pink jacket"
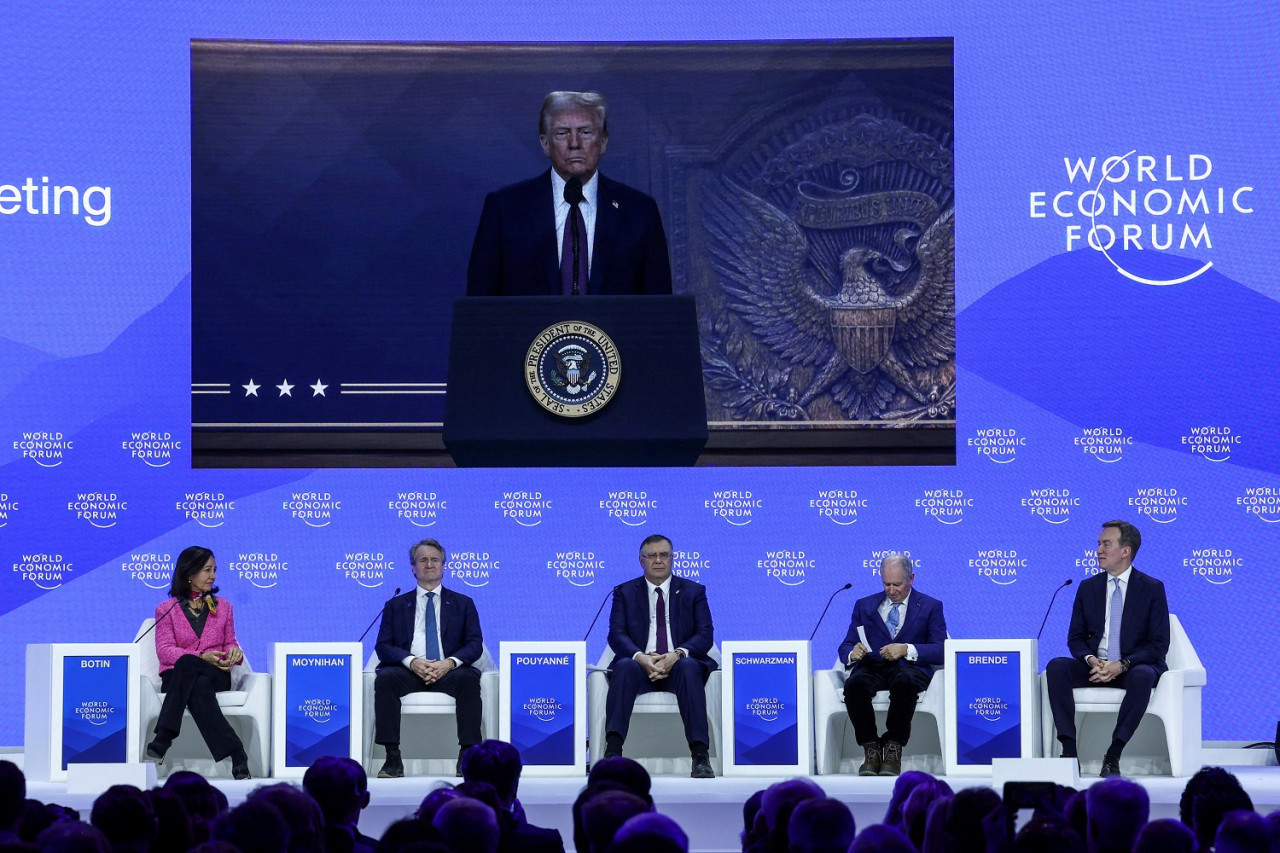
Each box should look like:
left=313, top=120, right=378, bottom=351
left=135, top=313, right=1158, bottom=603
left=145, top=546, right=250, bottom=779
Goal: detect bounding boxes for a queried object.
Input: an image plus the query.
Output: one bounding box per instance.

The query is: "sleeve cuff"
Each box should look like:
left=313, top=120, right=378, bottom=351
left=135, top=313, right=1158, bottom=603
left=906, top=644, right=919, bottom=662
left=449, top=657, right=463, bottom=668
left=402, top=656, right=416, bottom=669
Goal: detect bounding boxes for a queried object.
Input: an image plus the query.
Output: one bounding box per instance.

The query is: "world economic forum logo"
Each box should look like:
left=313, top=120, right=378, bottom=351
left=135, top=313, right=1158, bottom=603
left=968, top=696, right=1009, bottom=723
left=389, top=491, right=447, bottom=527
left=522, top=696, right=563, bottom=723
left=68, top=492, right=128, bottom=529
left=121, top=553, right=173, bottom=590
left=525, top=322, right=621, bottom=418
left=176, top=492, right=236, bottom=529
left=1030, top=151, right=1254, bottom=286
left=0, top=493, right=19, bottom=529
left=13, top=431, right=73, bottom=467
left=969, top=550, right=1025, bottom=586
left=706, top=490, right=761, bottom=526
left=227, top=552, right=288, bottom=589
left=121, top=431, right=181, bottom=467
left=13, top=553, right=72, bottom=590
left=599, top=490, right=656, bottom=526
left=283, top=492, right=341, bottom=528
left=1183, top=548, right=1240, bottom=586
left=1237, top=487, right=1280, bottom=523
left=494, top=491, right=551, bottom=527
left=968, top=428, right=1025, bottom=464
left=451, top=551, right=499, bottom=588
left=747, top=697, right=787, bottom=722
left=759, top=550, right=812, bottom=586
left=548, top=551, right=602, bottom=587
left=917, top=489, right=970, bottom=524
left=1129, top=488, right=1187, bottom=524
left=1022, top=489, right=1078, bottom=524
left=673, top=550, right=708, bottom=582
left=810, top=489, right=866, bottom=525
left=298, top=698, right=339, bottom=724
left=1074, top=427, right=1132, bottom=462
left=1181, top=426, right=1240, bottom=462
left=74, top=700, right=117, bottom=726
left=335, top=553, right=393, bottom=589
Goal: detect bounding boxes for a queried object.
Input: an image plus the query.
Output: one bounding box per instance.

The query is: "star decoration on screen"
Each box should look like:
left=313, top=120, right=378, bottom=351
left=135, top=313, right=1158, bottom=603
left=242, top=379, right=261, bottom=397
left=277, top=379, right=294, bottom=397
left=311, top=379, right=328, bottom=397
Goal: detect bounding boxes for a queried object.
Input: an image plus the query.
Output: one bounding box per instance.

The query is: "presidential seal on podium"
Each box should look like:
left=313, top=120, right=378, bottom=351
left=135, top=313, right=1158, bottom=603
left=525, top=321, right=621, bottom=418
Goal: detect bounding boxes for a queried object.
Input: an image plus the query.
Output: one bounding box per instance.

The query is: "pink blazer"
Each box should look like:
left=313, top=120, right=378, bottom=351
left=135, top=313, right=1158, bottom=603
left=153, top=596, right=239, bottom=673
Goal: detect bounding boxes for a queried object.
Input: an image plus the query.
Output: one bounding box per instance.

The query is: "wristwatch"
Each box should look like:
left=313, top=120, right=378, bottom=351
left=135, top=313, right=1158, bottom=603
left=675, top=648, right=688, bottom=659
left=1120, top=658, right=1131, bottom=673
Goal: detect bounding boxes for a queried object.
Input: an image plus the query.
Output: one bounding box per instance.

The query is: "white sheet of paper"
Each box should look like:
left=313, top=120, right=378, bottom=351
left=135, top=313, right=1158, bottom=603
left=857, top=625, right=869, bottom=649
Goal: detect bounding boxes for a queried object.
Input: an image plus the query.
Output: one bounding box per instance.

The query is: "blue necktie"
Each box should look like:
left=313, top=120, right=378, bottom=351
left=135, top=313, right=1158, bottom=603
left=886, top=602, right=900, bottom=639
left=424, top=591, right=441, bottom=660
left=1107, top=578, right=1122, bottom=663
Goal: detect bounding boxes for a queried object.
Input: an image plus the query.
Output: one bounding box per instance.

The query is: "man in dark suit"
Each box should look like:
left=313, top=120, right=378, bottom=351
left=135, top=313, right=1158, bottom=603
left=605, top=533, right=717, bottom=778
left=838, top=554, right=947, bottom=777
left=373, top=538, right=484, bottom=778
left=1047, top=520, right=1169, bottom=777
left=466, top=91, right=672, bottom=297
left=461, top=739, right=565, bottom=853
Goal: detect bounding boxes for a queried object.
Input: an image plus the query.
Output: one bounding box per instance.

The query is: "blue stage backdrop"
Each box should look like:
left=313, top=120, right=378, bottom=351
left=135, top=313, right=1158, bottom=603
left=1, top=3, right=1278, bottom=746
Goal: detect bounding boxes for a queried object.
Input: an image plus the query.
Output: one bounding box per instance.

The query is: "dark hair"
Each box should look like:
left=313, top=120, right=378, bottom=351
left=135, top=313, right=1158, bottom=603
left=89, top=785, right=156, bottom=851
left=1100, top=520, right=1142, bottom=560
left=247, top=783, right=325, bottom=853
left=144, top=789, right=195, bottom=853
left=459, top=740, right=522, bottom=807
left=163, top=771, right=227, bottom=843
left=1133, top=818, right=1196, bottom=853
left=212, top=799, right=289, bottom=853
left=1086, top=777, right=1150, bottom=853
left=788, top=797, right=856, bottom=853
left=410, top=539, right=446, bottom=565
left=539, top=91, right=608, bottom=138
left=639, top=534, right=672, bottom=553
left=1013, top=816, right=1085, bottom=853
left=167, top=546, right=218, bottom=600
left=582, top=790, right=650, bottom=853
left=0, top=760, right=26, bottom=831
left=304, top=756, right=369, bottom=826
left=36, top=821, right=111, bottom=853
left=587, top=756, right=652, bottom=804
left=883, top=770, right=934, bottom=829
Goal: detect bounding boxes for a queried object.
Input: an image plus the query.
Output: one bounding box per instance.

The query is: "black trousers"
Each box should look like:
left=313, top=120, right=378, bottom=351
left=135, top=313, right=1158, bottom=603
left=843, top=659, right=933, bottom=746
left=156, top=654, right=243, bottom=762
left=605, top=657, right=710, bottom=748
left=1046, top=656, right=1159, bottom=746
left=373, top=665, right=482, bottom=747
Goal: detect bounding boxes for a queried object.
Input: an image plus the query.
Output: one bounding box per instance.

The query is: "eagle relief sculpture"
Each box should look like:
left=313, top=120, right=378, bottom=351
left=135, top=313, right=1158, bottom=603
left=703, top=111, right=954, bottom=425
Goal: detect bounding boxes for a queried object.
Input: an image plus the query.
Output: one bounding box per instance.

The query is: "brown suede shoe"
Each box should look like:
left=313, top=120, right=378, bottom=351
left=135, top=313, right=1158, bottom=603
left=878, top=740, right=903, bottom=776
left=858, top=741, right=882, bottom=776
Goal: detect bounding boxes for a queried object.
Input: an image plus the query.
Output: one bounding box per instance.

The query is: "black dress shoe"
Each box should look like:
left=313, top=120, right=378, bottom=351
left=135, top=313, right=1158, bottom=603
left=144, top=739, right=169, bottom=762
left=378, top=751, right=405, bottom=779
left=231, top=759, right=251, bottom=780
left=690, top=759, right=715, bottom=779
left=603, top=734, right=624, bottom=759
left=1099, top=754, right=1122, bottom=777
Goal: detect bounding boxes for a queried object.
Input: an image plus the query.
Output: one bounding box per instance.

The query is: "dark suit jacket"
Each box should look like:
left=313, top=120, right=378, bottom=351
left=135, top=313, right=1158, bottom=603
left=374, top=586, right=483, bottom=669
left=466, top=171, right=672, bottom=296
left=607, top=576, right=716, bottom=675
left=838, top=590, right=947, bottom=673
left=1067, top=568, right=1169, bottom=675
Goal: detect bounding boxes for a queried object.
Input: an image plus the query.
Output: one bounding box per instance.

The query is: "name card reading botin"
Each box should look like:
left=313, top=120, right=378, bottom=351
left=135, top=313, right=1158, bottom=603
left=62, top=656, right=129, bottom=769
left=525, top=322, right=621, bottom=418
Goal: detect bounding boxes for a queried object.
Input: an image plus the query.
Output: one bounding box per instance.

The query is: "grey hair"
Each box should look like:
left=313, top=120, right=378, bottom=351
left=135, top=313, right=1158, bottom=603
left=539, top=91, right=608, bottom=137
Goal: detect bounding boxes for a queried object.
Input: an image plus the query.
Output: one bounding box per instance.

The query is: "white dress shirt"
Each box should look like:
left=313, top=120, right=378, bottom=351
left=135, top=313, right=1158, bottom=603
left=1090, top=566, right=1132, bottom=664
left=551, top=170, right=598, bottom=274
left=633, top=576, right=686, bottom=659
left=402, top=585, right=462, bottom=669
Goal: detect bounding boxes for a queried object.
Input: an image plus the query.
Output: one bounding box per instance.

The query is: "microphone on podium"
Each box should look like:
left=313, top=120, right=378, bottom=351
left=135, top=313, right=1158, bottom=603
left=359, top=587, right=402, bottom=643
left=1036, top=579, right=1074, bottom=641
left=809, top=582, right=853, bottom=642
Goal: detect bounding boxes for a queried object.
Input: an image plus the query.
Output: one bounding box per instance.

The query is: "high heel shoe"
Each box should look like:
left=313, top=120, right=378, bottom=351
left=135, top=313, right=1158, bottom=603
left=230, top=749, right=251, bottom=780
left=145, top=738, right=169, bottom=762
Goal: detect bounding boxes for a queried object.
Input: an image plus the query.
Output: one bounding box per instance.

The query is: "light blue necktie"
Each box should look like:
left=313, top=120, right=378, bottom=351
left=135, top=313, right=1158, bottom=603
left=1106, top=578, right=1123, bottom=663
left=424, top=591, right=441, bottom=660
left=886, top=602, right=901, bottom=639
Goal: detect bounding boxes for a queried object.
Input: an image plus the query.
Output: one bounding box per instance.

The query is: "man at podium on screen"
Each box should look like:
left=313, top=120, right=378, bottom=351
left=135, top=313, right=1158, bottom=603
left=839, top=553, right=947, bottom=777
left=604, top=534, right=717, bottom=778
left=372, top=538, right=484, bottom=778
left=1046, top=520, right=1169, bottom=778
left=466, top=90, right=672, bottom=297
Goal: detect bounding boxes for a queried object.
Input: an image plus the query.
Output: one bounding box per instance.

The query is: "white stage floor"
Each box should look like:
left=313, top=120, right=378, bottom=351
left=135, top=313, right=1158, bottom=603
left=22, top=751, right=1280, bottom=853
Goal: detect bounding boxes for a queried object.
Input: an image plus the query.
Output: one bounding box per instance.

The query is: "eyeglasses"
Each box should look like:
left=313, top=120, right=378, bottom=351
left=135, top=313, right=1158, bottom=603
left=641, top=551, right=671, bottom=561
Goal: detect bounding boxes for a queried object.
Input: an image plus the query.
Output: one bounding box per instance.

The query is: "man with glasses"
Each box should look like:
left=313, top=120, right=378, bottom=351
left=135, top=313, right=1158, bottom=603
left=372, top=538, right=484, bottom=778
left=603, top=533, right=717, bottom=777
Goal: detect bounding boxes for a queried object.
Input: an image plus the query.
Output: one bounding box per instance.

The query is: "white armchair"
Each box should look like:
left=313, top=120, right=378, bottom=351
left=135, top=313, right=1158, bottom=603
left=587, top=647, right=723, bottom=776
left=134, top=619, right=272, bottom=779
left=1040, top=613, right=1205, bottom=776
left=362, top=645, right=500, bottom=776
left=813, top=660, right=946, bottom=774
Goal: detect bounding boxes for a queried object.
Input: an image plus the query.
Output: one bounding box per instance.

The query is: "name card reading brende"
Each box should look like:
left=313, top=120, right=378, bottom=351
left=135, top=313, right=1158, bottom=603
left=944, top=638, right=1039, bottom=775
